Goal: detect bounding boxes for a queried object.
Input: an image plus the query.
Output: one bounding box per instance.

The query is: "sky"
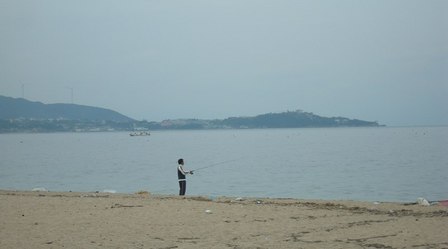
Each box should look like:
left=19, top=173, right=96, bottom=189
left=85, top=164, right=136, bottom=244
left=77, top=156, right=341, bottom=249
left=0, top=0, right=447, bottom=126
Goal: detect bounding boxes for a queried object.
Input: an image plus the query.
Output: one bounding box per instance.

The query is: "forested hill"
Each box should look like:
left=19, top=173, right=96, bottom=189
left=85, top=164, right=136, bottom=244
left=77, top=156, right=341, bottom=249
left=0, top=95, right=134, bottom=122
left=221, top=111, right=380, bottom=128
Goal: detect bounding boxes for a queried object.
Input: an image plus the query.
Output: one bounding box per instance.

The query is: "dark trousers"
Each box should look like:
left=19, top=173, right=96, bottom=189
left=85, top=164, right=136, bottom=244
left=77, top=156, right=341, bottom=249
left=179, top=181, right=186, bottom=196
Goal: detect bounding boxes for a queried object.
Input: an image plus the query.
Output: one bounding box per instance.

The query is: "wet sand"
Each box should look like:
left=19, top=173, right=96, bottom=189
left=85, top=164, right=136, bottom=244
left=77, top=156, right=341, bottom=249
left=1, top=190, right=447, bottom=249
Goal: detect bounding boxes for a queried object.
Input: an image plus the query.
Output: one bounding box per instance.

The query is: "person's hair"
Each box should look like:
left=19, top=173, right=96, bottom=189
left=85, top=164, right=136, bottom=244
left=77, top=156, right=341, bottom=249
left=178, top=158, right=184, bottom=165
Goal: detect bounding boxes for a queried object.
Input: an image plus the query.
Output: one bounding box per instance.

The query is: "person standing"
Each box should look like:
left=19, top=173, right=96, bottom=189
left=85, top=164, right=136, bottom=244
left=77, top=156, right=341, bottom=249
left=177, top=158, right=193, bottom=196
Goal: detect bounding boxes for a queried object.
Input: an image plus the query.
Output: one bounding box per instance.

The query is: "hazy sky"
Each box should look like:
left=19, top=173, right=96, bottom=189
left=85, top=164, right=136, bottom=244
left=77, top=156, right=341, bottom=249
left=1, top=0, right=447, bottom=126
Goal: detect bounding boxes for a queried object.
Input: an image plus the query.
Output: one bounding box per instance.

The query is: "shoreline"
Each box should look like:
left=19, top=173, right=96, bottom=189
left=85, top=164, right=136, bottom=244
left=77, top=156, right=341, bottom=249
left=1, top=190, right=447, bottom=249
left=3, top=187, right=445, bottom=204
left=1, top=188, right=445, bottom=205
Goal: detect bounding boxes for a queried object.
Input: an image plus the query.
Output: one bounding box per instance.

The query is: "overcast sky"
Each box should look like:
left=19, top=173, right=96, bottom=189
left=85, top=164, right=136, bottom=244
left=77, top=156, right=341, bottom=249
left=0, top=0, right=447, bottom=126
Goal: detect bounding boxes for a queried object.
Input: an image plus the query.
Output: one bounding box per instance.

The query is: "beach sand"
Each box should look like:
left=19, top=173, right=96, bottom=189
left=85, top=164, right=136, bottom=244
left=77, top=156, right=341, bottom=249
left=1, top=190, right=447, bottom=249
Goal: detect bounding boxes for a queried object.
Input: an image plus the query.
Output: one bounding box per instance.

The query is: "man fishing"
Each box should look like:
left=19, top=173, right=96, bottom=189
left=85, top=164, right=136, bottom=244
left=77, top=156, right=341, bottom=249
left=177, top=158, right=193, bottom=196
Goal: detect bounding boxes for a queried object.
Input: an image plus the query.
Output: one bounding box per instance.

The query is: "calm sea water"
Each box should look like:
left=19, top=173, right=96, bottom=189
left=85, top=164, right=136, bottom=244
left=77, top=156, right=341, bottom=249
left=1, top=127, right=447, bottom=202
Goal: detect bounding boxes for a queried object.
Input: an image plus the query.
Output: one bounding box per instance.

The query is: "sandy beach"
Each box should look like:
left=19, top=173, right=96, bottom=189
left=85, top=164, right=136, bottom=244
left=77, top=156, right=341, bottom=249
left=1, top=190, right=447, bottom=249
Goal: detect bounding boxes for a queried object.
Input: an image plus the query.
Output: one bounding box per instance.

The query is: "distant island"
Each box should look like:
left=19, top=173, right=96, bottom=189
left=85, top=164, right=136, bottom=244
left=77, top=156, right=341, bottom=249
left=0, top=95, right=381, bottom=133
left=153, top=111, right=380, bottom=129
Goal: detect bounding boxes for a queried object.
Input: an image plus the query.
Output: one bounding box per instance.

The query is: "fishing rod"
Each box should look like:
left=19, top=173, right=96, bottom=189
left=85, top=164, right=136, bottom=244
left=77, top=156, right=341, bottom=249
left=191, top=157, right=243, bottom=172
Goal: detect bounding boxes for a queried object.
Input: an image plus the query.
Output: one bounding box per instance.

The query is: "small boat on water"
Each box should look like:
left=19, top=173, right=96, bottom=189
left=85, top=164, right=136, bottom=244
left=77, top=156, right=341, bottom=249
left=130, top=131, right=151, bottom=136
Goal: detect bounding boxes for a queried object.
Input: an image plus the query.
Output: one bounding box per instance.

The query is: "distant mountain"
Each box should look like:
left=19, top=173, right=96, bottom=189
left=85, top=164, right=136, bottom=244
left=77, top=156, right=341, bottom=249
left=0, top=95, right=134, bottom=122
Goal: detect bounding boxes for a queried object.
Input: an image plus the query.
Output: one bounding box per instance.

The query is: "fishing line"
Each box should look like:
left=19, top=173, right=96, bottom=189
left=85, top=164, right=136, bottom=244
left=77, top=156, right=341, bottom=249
left=192, top=157, right=243, bottom=172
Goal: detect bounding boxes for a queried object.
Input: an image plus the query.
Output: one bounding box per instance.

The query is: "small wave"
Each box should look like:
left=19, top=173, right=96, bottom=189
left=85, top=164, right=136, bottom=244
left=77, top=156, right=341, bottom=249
left=102, top=189, right=117, bottom=193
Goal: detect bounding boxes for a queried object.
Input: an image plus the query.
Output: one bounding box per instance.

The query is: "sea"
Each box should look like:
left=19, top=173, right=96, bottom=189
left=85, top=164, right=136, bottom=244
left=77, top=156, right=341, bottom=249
left=1, top=127, right=447, bottom=202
